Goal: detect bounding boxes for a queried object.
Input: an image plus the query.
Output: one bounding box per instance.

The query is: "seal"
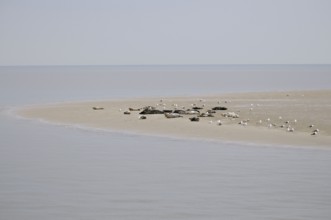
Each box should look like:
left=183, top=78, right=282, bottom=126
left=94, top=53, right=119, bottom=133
left=186, top=110, right=200, bottom=115
left=164, top=113, right=183, bottom=118
left=199, top=112, right=214, bottom=117
left=129, top=108, right=141, bottom=111
left=92, top=106, right=104, bottom=110
left=123, top=111, right=131, bottom=115
left=212, top=106, right=228, bottom=110
left=189, top=117, right=199, bottom=122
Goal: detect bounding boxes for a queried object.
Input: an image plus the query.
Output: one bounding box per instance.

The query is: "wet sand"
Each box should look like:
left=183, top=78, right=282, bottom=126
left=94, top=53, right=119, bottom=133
left=19, top=90, right=331, bottom=147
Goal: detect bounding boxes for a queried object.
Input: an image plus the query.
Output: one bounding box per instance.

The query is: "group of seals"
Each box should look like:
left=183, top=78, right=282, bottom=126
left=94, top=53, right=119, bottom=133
left=139, top=106, right=164, bottom=115
left=121, top=104, right=229, bottom=123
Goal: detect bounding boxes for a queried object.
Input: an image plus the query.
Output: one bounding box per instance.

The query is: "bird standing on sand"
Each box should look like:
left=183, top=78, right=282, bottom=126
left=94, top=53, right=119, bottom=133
left=311, top=128, right=319, bottom=135
left=287, top=127, right=294, bottom=132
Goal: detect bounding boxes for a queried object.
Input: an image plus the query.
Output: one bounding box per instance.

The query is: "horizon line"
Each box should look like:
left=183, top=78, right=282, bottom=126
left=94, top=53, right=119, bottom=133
left=1, top=63, right=331, bottom=67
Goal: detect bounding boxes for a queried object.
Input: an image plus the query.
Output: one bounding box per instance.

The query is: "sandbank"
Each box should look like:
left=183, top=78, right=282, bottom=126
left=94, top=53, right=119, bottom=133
left=18, top=90, right=331, bottom=148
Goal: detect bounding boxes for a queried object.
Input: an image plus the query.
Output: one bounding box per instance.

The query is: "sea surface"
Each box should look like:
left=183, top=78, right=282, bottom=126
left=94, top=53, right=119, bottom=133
left=1, top=65, right=331, bottom=219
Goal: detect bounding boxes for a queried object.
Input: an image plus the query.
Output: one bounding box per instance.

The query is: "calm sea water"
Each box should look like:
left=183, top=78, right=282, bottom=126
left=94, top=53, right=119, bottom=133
left=1, top=65, right=331, bottom=219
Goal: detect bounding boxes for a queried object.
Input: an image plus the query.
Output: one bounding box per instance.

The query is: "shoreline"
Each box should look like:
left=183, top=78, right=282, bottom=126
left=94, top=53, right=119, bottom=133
left=17, top=90, right=331, bottom=148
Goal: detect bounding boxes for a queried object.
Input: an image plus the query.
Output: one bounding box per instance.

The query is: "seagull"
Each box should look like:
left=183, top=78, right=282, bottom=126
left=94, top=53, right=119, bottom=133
left=287, top=127, right=294, bottom=132
left=239, top=120, right=248, bottom=126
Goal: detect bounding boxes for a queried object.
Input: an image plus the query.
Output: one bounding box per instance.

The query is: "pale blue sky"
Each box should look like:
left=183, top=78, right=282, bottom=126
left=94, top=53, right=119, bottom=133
left=0, top=0, right=330, bottom=65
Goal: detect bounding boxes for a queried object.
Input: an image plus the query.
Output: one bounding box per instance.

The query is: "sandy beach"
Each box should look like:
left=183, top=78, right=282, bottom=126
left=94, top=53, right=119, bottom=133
left=19, top=90, right=331, bottom=147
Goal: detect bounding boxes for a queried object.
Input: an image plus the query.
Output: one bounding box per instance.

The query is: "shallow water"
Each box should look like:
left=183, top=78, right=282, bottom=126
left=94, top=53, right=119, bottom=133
left=1, top=65, right=331, bottom=219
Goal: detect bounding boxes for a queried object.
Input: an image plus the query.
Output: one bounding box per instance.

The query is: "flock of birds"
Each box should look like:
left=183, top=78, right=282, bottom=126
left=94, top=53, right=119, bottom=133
left=238, top=109, right=320, bottom=136
left=115, top=98, right=321, bottom=136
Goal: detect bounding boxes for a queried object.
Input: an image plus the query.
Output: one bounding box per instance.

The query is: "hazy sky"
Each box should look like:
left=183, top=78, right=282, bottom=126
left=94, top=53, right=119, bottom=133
left=0, top=0, right=330, bottom=65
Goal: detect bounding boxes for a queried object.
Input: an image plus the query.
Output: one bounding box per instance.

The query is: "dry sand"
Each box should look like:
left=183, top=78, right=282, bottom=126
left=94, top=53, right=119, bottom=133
left=18, top=90, right=331, bottom=147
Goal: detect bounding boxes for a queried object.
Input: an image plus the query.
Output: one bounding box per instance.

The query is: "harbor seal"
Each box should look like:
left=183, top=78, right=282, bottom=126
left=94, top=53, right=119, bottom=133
left=164, top=113, right=183, bottom=118
left=189, top=117, right=199, bottom=122
left=92, top=106, right=104, bottom=110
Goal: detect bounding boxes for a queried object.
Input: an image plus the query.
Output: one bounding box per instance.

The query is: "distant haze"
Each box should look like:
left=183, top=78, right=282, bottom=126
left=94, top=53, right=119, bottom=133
left=0, top=0, right=330, bottom=65
left=1, top=65, right=330, bottom=105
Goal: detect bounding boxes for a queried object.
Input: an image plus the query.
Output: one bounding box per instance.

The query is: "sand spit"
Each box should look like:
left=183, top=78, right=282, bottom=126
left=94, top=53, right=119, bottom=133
left=19, top=90, right=331, bottom=147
